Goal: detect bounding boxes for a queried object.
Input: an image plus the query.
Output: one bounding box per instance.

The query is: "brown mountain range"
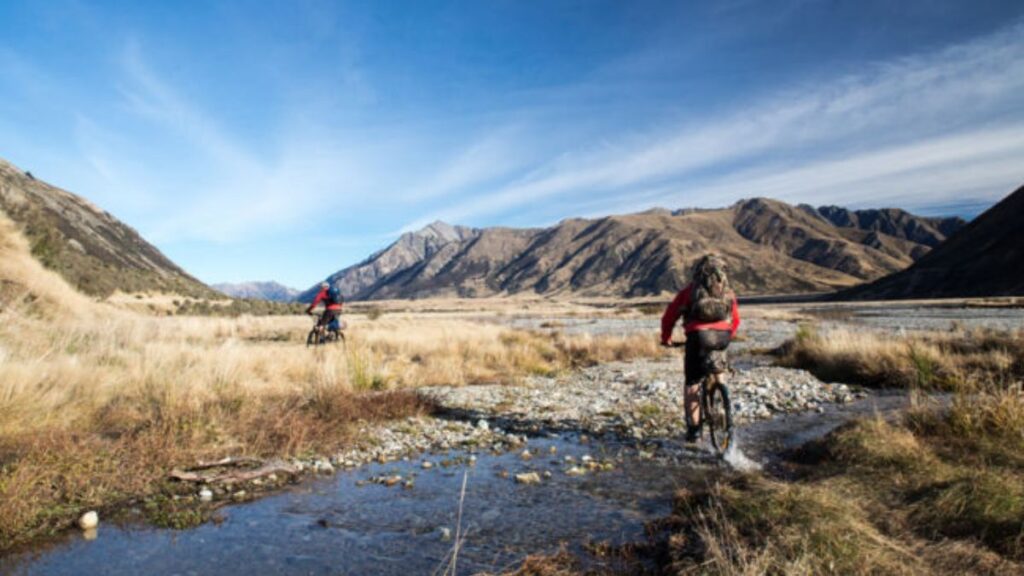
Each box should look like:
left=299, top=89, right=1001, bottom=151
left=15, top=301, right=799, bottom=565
left=841, top=184, right=1024, bottom=300
left=0, top=158, right=212, bottom=298
left=301, top=198, right=965, bottom=301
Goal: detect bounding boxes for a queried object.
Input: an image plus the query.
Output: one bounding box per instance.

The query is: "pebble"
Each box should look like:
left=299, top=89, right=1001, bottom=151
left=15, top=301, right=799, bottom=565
left=78, top=511, right=98, bottom=530
left=439, top=527, right=452, bottom=542
left=421, top=461, right=433, bottom=469
left=514, top=472, right=542, bottom=485
left=198, top=488, right=213, bottom=502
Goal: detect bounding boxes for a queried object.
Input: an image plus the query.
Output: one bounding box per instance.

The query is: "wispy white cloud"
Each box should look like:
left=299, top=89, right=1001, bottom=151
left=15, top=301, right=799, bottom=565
left=108, top=40, right=388, bottom=243
left=403, top=20, right=1024, bottom=229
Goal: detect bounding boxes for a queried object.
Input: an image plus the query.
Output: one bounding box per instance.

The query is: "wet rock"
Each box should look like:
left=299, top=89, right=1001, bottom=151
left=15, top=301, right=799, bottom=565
left=515, top=472, right=542, bottom=485
left=565, top=466, right=586, bottom=477
left=78, top=511, right=98, bottom=530
left=439, top=527, right=452, bottom=542
left=198, top=488, right=213, bottom=502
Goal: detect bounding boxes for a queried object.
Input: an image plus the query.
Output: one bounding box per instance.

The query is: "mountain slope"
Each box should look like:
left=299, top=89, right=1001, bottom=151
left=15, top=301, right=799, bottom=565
left=213, top=281, right=299, bottom=302
left=841, top=184, right=1024, bottom=300
left=0, top=209, right=93, bottom=315
left=0, top=158, right=212, bottom=298
left=304, top=198, right=966, bottom=301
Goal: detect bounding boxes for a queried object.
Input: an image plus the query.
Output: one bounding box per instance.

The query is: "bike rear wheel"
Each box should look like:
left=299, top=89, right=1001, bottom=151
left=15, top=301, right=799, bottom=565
left=704, top=380, right=733, bottom=454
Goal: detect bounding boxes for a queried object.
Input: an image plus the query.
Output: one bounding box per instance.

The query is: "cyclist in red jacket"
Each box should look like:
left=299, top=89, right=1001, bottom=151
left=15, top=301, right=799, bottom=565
left=307, top=281, right=344, bottom=329
left=661, top=255, right=741, bottom=442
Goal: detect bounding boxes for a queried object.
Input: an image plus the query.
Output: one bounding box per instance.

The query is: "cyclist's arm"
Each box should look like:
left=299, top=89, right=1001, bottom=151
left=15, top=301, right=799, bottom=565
left=660, top=286, right=690, bottom=345
left=306, top=290, right=325, bottom=314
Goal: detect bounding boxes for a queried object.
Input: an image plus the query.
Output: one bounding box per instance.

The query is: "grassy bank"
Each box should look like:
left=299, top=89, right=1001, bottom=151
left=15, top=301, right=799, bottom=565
left=776, top=325, right=1023, bottom=389
left=0, top=307, right=662, bottom=551
left=669, top=327, right=1023, bottom=575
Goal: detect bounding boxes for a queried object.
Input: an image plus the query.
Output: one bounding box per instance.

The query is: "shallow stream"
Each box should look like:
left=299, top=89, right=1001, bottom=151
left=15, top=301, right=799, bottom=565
left=4, top=392, right=915, bottom=576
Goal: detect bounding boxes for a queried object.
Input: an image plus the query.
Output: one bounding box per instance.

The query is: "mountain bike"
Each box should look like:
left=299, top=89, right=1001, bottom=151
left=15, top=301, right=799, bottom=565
left=307, top=313, right=346, bottom=347
left=667, top=341, right=733, bottom=455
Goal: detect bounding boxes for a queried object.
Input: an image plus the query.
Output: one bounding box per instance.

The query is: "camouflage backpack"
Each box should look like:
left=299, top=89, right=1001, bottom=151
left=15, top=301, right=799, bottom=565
left=689, top=255, right=733, bottom=322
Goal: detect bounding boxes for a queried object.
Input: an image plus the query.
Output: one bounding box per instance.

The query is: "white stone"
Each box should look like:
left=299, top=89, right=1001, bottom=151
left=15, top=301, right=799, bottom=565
left=78, top=511, right=99, bottom=530
left=514, top=472, right=542, bottom=485
left=198, top=488, right=214, bottom=502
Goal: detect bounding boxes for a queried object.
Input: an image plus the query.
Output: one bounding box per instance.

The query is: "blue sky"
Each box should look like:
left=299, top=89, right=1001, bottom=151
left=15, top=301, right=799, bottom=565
left=2, top=1, right=1023, bottom=289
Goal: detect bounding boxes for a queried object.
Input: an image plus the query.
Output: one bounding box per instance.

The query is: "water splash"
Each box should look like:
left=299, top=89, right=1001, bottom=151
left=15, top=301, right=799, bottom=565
left=721, top=436, right=762, bottom=472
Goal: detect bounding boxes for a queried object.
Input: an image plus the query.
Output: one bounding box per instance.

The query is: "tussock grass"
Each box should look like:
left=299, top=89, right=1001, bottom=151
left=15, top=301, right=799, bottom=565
left=0, top=310, right=658, bottom=549
left=778, top=325, right=1023, bottom=390
left=669, top=411, right=1024, bottom=574
left=675, top=475, right=920, bottom=575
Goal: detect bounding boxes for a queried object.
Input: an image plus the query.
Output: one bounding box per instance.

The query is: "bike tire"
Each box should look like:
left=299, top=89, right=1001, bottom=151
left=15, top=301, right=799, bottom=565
left=306, top=328, right=320, bottom=347
left=705, top=381, right=733, bottom=454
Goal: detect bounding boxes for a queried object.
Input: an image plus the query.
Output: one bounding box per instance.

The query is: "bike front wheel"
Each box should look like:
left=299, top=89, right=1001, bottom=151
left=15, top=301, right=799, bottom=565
left=704, top=381, right=733, bottom=454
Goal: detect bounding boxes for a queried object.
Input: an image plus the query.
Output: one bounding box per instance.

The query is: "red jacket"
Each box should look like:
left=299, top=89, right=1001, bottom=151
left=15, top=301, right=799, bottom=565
left=307, top=288, right=343, bottom=313
left=660, top=283, right=740, bottom=344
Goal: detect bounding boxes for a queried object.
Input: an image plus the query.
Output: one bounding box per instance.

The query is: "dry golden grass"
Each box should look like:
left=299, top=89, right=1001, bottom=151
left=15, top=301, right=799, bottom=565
left=0, top=310, right=660, bottom=549
left=668, top=403, right=1024, bottom=575
left=778, top=325, right=1023, bottom=390
left=676, top=475, right=923, bottom=576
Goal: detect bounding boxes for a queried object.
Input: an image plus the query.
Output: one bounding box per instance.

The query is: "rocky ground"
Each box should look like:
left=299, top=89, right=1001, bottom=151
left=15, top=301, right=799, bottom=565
left=421, top=358, right=862, bottom=442
left=314, top=316, right=859, bottom=468
left=287, top=315, right=857, bottom=471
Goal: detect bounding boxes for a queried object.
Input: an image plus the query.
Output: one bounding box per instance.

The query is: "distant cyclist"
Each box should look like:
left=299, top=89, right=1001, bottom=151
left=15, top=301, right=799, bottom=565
left=661, top=255, right=741, bottom=443
left=307, top=281, right=344, bottom=329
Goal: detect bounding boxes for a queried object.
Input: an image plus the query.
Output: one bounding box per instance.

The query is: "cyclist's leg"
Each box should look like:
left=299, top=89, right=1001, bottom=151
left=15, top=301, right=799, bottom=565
left=684, top=333, right=704, bottom=441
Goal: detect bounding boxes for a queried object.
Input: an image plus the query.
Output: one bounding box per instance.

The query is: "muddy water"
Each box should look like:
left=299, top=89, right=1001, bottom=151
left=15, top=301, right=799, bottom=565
left=4, top=393, right=915, bottom=576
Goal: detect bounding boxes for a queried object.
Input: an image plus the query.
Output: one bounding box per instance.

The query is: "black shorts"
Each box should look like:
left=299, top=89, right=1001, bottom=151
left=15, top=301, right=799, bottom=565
left=684, top=329, right=731, bottom=386
left=318, top=309, right=340, bottom=327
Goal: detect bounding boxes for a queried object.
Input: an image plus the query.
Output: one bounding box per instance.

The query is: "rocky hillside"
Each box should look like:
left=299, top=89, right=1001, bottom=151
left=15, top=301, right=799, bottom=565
left=302, top=198, right=966, bottom=301
left=212, top=281, right=300, bottom=302
left=841, top=184, right=1023, bottom=300
left=0, top=158, right=212, bottom=298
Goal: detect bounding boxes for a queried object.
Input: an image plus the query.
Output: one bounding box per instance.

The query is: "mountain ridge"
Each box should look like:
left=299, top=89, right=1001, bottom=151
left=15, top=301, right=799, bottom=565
left=298, top=198, right=967, bottom=302
left=212, top=281, right=300, bottom=302
left=840, top=184, right=1023, bottom=300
